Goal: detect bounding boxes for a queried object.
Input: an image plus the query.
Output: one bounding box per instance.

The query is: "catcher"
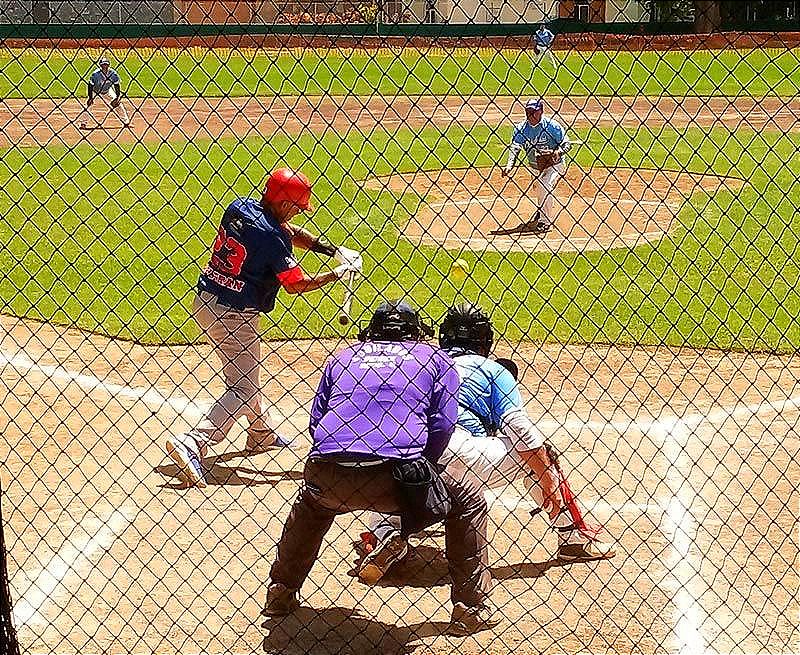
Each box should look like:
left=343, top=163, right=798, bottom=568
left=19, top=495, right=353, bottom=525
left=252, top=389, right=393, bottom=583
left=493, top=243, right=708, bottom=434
left=78, top=56, right=131, bottom=130
left=491, top=98, right=570, bottom=236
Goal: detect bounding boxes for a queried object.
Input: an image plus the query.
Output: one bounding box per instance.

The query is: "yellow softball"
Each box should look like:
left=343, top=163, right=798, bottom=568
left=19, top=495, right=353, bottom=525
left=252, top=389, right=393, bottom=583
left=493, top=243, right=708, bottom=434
left=449, top=258, right=469, bottom=283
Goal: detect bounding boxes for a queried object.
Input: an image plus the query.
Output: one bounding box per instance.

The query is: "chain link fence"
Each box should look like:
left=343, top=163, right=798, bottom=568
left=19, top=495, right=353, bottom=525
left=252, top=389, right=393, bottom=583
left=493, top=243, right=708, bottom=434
left=0, top=1, right=798, bottom=654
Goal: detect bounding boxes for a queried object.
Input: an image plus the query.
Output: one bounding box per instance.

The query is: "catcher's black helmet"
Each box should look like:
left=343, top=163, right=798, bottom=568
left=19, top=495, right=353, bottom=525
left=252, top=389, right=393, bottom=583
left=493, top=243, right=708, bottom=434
left=438, top=303, right=494, bottom=356
left=359, top=300, right=432, bottom=342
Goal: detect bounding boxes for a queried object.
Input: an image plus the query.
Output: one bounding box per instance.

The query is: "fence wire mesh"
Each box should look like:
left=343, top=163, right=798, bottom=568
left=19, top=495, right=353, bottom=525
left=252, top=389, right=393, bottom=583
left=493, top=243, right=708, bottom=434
left=0, top=1, right=799, bottom=654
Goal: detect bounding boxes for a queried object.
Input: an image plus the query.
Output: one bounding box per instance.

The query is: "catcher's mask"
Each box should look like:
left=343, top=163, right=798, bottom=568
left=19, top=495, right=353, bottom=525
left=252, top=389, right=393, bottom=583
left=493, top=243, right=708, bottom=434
left=438, top=303, right=494, bottom=356
left=359, top=300, right=433, bottom=342
left=262, top=168, right=313, bottom=212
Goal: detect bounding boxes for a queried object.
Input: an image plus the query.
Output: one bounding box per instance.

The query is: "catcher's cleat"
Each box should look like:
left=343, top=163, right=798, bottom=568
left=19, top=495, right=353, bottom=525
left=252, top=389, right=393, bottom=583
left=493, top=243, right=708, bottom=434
left=519, top=219, right=551, bottom=235
left=448, top=602, right=500, bottom=636
left=166, top=435, right=206, bottom=488
left=557, top=540, right=616, bottom=563
left=260, top=582, right=299, bottom=618
left=354, top=531, right=377, bottom=559
left=357, top=530, right=408, bottom=584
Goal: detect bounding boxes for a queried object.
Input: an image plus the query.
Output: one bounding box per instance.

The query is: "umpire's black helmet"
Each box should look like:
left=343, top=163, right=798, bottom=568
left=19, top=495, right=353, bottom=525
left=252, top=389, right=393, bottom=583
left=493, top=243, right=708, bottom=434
left=439, top=303, right=494, bottom=356
left=359, top=300, right=433, bottom=342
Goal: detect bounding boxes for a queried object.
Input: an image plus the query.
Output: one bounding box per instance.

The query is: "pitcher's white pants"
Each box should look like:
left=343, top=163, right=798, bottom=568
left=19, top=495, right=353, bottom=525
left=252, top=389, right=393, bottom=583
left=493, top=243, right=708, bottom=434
left=534, top=161, right=565, bottom=226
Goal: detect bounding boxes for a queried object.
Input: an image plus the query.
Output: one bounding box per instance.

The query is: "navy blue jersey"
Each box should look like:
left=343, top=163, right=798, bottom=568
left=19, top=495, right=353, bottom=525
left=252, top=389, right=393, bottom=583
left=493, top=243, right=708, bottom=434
left=197, top=198, right=301, bottom=313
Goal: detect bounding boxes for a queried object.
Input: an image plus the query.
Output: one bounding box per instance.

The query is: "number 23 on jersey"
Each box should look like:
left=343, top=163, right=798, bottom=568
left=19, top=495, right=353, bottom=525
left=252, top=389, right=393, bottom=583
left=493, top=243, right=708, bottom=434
left=211, top=225, right=248, bottom=276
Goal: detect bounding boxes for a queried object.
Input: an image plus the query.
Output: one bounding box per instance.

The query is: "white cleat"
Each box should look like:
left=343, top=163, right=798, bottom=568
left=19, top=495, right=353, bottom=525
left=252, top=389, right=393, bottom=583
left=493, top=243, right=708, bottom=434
left=166, top=436, right=206, bottom=488
left=558, top=540, right=616, bottom=562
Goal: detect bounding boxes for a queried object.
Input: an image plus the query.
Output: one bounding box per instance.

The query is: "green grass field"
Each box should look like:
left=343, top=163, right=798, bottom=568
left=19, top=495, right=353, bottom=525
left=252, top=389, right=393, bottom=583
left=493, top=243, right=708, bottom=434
left=2, top=121, right=798, bottom=351
left=1, top=47, right=799, bottom=98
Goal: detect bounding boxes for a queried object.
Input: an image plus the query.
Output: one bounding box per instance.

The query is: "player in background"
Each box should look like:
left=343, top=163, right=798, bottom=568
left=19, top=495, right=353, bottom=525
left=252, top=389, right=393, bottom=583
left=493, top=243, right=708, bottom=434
left=492, top=98, right=570, bottom=236
left=78, top=56, right=131, bottom=129
left=534, top=23, right=557, bottom=69
left=165, top=168, right=363, bottom=488
left=358, top=303, right=615, bottom=583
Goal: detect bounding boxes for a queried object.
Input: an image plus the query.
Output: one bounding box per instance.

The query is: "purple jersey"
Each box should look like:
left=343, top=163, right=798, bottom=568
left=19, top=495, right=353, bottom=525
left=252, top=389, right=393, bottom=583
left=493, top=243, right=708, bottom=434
left=309, top=341, right=459, bottom=461
left=197, top=197, right=299, bottom=313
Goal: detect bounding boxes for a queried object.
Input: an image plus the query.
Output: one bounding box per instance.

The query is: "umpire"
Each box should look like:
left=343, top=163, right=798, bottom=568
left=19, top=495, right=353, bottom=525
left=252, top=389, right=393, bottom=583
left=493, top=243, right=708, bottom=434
left=262, top=300, right=496, bottom=636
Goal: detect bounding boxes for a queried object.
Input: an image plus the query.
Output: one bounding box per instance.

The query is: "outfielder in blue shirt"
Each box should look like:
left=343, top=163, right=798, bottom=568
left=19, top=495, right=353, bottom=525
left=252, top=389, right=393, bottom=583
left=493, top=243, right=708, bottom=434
left=534, top=23, right=557, bottom=68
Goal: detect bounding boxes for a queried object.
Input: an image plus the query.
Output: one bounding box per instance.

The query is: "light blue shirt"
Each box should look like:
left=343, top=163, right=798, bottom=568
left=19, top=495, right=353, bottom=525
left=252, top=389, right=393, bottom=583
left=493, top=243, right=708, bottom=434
left=508, top=116, right=566, bottom=165
left=447, top=352, right=522, bottom=438
left=89, top=68, right=120, bottom=94
left=535, top=28, right=555, bottom=47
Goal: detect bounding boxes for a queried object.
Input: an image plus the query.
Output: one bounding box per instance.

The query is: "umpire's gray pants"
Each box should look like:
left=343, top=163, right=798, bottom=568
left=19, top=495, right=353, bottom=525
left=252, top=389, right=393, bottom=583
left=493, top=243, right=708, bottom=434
left=269, top=458, right=492, bottom=608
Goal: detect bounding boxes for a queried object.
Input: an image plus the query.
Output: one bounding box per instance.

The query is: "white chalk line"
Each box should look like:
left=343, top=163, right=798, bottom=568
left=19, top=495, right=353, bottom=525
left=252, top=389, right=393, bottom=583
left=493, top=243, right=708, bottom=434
left=0, top=349, right=205, bottom=420
left=658, top=420, right=707, bottom=654
left=4, top=342, right=800, bottom=651
left=427, top=196, right=683, bottom=212
left=12, top=507, right=134, bottom=627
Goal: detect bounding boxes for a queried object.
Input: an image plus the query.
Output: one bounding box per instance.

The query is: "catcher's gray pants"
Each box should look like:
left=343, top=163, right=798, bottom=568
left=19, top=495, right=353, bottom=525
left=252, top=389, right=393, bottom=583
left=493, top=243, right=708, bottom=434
left=187, top=291, right=271, bottom=449
left=269, top=457, right=492, bottom=608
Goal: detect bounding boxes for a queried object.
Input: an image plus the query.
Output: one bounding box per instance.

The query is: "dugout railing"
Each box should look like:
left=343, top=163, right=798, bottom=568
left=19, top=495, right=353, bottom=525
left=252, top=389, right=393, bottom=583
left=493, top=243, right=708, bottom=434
left=0, top=1, right=798, bottom=654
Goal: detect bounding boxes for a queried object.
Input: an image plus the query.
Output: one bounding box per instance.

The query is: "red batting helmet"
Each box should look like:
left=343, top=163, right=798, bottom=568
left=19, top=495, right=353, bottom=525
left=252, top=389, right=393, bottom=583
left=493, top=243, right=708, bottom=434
left=262, top=168, right=313, bottom=211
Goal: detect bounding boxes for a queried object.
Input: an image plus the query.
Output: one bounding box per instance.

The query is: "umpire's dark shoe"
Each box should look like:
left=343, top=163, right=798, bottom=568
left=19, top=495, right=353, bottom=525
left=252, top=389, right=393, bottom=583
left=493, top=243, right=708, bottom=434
left=558, top=540, right=616, bottom=563
left=261, top=582, right=299, bottom=618
left=449, top=602, right=500, bottom=636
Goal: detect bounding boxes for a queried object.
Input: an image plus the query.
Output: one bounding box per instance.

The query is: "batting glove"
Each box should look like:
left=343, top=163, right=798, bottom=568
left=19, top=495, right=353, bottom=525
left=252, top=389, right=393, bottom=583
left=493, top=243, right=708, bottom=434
left=334, top=246, right=363, bottom=271
left=334, top=262, right=361, bottom=279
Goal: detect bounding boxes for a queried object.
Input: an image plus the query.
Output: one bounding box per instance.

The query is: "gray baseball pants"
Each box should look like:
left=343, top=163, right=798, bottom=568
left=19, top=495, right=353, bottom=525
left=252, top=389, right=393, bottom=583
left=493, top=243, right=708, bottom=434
left=187, top=290, right=271, bottom=449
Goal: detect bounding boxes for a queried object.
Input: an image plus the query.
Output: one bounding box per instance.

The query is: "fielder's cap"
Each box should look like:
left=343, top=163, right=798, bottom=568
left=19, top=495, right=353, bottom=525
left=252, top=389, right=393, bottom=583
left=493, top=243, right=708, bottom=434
left=525, top=98, right=544, bottom=112
left=98, top=56, right=110, bottom=65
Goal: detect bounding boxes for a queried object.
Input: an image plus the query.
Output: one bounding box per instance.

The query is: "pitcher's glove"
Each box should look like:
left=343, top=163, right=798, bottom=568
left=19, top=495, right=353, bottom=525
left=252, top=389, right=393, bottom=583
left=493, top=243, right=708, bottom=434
left=535, top=150, right=562, bottom=171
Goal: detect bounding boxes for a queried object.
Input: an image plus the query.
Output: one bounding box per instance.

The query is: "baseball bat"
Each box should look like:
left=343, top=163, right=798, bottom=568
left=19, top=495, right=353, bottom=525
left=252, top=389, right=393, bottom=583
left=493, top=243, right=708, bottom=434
left=338, top=270, right=356, bottom=326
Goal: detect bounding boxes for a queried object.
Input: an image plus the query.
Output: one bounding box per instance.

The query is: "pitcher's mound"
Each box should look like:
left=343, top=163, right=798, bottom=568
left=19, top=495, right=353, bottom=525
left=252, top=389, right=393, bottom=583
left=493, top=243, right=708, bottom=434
left=366, top=167, right=744, bottom=253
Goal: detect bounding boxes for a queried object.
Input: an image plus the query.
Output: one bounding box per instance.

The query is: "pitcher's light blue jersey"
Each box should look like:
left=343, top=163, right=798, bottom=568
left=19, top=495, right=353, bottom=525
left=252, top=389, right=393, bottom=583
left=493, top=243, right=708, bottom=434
left=89, top=68, right=120, bottom=95
left=510, top=116, right=566, bottom=165
left=448, top=352, right=521, bottom=438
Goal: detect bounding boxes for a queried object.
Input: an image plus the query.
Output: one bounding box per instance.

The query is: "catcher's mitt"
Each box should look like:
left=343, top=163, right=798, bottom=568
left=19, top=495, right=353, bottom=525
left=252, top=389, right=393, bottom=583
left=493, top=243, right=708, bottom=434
left=110, top=98, right=121, bottom=108
left=535, top=150, right=562, bottom=171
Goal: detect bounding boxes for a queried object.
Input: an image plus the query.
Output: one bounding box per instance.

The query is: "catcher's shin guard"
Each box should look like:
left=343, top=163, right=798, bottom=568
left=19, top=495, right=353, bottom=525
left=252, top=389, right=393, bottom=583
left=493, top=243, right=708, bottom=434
left=529, top=443, right=603, bottom=542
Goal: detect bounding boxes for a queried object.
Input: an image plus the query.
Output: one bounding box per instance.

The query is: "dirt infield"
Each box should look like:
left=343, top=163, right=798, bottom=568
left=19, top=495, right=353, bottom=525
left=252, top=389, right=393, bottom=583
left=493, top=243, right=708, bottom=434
left=2, top=314, right=798, bottom=654
left=1, top=95, right=799, bottom=150
left=368, top=166, right=745, bottom=252
left=1, top=93, right=799, bottom=654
